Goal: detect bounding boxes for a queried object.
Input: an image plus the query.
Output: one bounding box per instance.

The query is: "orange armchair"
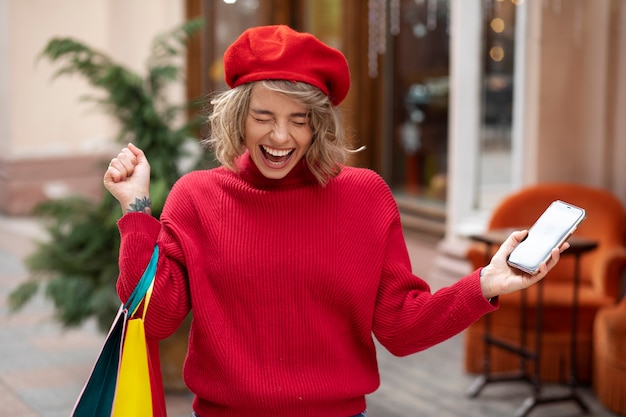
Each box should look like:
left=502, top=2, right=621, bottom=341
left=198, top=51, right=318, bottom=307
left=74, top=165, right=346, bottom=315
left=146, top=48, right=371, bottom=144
left=593, top=295, right=626, bottom=415
left=464, top=183, right=626, bottom=383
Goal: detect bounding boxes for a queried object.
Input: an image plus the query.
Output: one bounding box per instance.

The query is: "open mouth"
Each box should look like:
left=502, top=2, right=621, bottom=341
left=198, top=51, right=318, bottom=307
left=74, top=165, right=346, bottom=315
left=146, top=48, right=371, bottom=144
left=260, top=145, right=295, bottom=165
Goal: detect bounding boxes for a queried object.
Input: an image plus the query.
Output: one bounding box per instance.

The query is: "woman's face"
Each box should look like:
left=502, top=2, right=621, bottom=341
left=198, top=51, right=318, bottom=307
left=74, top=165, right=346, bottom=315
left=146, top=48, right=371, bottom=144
left=244, top=83, right=314, bottom=180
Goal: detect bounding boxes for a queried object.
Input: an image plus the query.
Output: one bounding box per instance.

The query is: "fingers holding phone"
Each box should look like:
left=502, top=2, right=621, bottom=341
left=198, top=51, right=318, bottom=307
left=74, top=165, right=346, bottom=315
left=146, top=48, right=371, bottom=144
left=507, top=200, right=586, bottom=275
left=480, top=201, right=584, bottom=300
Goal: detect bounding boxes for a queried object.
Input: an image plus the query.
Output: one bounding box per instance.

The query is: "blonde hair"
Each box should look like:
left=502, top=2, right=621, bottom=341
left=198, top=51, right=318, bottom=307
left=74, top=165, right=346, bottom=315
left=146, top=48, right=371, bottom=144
left=203, top=80, right=353, bottom=185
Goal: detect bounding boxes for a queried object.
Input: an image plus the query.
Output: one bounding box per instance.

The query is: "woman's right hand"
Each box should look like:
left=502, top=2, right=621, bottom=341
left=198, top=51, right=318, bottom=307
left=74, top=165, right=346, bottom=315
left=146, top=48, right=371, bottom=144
left=104, top=143, right=152, bottom=214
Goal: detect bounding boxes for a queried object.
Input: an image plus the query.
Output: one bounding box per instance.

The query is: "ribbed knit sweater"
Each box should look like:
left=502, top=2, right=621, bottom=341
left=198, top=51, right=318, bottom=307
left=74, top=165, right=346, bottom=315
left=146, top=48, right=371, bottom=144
left=115, top=152, right=496, bottom=417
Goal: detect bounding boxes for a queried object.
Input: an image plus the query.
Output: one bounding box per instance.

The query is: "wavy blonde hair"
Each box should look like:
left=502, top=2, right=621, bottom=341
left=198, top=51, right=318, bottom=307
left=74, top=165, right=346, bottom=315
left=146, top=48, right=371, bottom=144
left=203, top=80, right=353, bottom=185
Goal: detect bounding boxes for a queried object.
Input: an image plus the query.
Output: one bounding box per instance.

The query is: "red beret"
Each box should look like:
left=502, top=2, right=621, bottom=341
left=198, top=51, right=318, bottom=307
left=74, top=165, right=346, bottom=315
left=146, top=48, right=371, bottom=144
left=224, top=25, right=350, bottom=106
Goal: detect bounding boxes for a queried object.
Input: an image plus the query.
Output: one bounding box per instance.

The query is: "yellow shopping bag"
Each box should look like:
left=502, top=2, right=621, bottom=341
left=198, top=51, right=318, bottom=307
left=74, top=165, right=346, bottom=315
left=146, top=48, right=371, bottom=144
left=112, top=279, right=155, bottom=417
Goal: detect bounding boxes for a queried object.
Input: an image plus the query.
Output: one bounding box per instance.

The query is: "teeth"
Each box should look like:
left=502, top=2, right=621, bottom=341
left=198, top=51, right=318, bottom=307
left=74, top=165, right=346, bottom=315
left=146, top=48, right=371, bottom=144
left=262, top=145, right=292, bottom=157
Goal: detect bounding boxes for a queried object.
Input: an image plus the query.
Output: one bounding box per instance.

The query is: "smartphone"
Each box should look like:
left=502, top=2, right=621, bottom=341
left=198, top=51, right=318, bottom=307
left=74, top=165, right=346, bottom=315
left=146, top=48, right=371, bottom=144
left=507, top=200, right=586, bottom=274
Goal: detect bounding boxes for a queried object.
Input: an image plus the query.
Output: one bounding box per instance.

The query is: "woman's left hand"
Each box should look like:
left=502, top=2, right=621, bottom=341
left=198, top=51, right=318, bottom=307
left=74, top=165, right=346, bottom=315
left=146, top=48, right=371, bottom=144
left=479, top=230, right=570, bottom=300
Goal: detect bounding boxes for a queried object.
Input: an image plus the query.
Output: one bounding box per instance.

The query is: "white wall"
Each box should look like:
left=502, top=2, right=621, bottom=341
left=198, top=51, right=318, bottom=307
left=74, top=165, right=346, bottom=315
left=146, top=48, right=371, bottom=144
left=613, top=3, right=626, bottom=206
left=4, top=0, right=184, bottom=158
left=0, top=0, right=12, bottom=156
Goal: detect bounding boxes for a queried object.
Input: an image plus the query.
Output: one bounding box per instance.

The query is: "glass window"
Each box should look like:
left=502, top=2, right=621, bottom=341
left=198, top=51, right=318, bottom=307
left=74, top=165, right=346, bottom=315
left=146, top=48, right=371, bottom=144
left=386, top=0, right=517, bottom=211
left=446, top=0, right=521, bottom=236
left=207, top=0, right=268, bottom=92
left=202, top=0, right=344, bottom=94
left=476, top=0, right=517, bottom=209
left=300, top=0, right=343, bottom=48
left=387, top=0, right=450, bottom=205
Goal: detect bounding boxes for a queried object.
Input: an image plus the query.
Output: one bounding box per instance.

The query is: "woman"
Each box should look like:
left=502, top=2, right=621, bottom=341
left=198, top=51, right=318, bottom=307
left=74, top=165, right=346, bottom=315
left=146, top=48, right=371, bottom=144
left=104, top=25, right=565, bottom=417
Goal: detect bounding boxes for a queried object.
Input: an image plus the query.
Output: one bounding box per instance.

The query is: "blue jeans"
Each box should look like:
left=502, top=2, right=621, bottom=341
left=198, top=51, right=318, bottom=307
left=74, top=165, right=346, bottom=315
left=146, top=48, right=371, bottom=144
left=192, top=412, right=366, bottom=417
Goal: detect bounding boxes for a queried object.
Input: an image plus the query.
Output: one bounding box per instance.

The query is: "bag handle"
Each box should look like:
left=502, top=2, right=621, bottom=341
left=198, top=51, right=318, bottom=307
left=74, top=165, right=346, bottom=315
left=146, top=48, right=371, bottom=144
left=139, top=280, right=155, bottom=319
left=124, top=245, right=159, bottom=315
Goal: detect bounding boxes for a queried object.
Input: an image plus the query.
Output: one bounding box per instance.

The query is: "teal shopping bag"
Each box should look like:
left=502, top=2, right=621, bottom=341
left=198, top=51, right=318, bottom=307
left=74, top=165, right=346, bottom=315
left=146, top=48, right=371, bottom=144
left=70, top=246, right=160, bottom=417
left=71, top=306, right=127, bottom=417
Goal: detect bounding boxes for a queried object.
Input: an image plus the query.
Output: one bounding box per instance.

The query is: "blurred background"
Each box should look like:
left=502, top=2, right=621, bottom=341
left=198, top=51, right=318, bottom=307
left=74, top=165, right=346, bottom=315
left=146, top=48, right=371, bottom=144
left=1, top=0, right=625, bottom=283
left=1, top=1, right=625, bottom=416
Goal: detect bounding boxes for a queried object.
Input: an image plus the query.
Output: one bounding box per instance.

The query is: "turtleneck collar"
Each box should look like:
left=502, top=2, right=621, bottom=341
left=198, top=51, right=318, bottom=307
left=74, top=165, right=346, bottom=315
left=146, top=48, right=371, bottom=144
left=235, top=151, right=319, bottom=190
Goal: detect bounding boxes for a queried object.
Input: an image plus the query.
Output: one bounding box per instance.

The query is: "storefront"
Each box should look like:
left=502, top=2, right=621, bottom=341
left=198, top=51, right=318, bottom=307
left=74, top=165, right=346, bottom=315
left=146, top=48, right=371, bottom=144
left=185, top=0, right=531, bottom=238
left=2, top=0, right=624, bottom=246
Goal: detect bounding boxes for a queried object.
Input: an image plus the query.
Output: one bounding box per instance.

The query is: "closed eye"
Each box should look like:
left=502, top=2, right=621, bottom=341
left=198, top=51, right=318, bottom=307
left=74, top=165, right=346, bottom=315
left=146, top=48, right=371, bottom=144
left=251, top=116, right=271, bottom=123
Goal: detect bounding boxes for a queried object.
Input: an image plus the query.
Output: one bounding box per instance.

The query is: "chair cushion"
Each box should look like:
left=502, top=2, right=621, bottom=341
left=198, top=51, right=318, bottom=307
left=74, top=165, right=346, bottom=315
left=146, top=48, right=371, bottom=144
left=481, top=282, right=614, bottom=333
left=594, top=300, right=626, bottom=368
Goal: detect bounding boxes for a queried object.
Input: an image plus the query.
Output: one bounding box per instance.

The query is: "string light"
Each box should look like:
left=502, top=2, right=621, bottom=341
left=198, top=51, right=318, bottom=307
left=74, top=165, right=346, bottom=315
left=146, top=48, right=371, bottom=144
left=390, top=0, right=401, bottom=35
left=490, top=17, right=505, bottom=33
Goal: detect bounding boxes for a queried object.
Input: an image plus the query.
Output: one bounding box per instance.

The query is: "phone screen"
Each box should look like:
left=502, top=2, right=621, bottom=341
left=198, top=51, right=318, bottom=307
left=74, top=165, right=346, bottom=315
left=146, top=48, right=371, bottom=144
left=507, top=200, right=586, bottom=274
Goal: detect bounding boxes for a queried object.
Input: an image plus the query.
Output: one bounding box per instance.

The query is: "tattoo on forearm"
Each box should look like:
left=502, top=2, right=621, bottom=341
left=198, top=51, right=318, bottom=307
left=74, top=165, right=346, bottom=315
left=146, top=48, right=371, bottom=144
left=127, top=196, right=152, bottom=215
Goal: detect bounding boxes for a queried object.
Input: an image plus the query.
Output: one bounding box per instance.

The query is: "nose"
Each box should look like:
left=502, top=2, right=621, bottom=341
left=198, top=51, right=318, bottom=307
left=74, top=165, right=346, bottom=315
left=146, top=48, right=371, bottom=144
left=270, top=120, right=290, bottom=144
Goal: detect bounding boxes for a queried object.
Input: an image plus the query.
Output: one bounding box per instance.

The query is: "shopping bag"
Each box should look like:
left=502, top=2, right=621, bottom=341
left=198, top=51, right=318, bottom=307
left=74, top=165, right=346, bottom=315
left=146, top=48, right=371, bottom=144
left=71, top=246, right=162, bottom=417
left=71, top=305, right=127, bottom=417
left=112, top=277, right=155, bottom=416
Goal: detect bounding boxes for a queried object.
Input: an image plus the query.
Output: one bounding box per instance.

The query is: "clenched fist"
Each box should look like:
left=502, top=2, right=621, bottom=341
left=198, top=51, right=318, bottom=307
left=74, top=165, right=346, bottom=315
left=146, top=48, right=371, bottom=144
left=104, top=143, right=152, bottom=214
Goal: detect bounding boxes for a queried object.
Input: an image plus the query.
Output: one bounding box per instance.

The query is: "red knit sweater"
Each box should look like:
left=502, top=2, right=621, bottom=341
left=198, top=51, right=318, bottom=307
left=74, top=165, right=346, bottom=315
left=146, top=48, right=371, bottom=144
left=116, top=152, right=496, bottom=417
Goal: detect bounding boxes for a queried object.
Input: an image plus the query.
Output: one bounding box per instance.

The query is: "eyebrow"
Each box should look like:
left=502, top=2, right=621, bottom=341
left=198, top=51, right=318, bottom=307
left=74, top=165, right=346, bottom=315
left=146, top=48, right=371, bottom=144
left=249, top=108, right=309, bottom=118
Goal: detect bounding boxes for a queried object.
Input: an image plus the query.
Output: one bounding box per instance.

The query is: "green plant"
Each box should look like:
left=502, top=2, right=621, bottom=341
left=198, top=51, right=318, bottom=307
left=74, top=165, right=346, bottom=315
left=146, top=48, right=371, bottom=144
left=9, top=19, right=211, bottom=332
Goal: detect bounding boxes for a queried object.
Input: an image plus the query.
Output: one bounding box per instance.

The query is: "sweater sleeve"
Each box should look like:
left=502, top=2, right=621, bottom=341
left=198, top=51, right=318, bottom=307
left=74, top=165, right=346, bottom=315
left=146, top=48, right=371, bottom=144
left=116, top=212, right=191, bottom=340
left=372, top=214, right=497, bottom=357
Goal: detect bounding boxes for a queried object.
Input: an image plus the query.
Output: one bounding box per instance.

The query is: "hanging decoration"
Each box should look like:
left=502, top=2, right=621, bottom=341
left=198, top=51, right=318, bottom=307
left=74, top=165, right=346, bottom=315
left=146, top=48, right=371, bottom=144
left=367, top=0, right=448, bottom=78
left=368, top=0, right=587, bottom=79
left=427, top=0, right=438, bottom=30
left=367, top=0, right=384, bottom=78
left=389, top=0, right=401, bottom=36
